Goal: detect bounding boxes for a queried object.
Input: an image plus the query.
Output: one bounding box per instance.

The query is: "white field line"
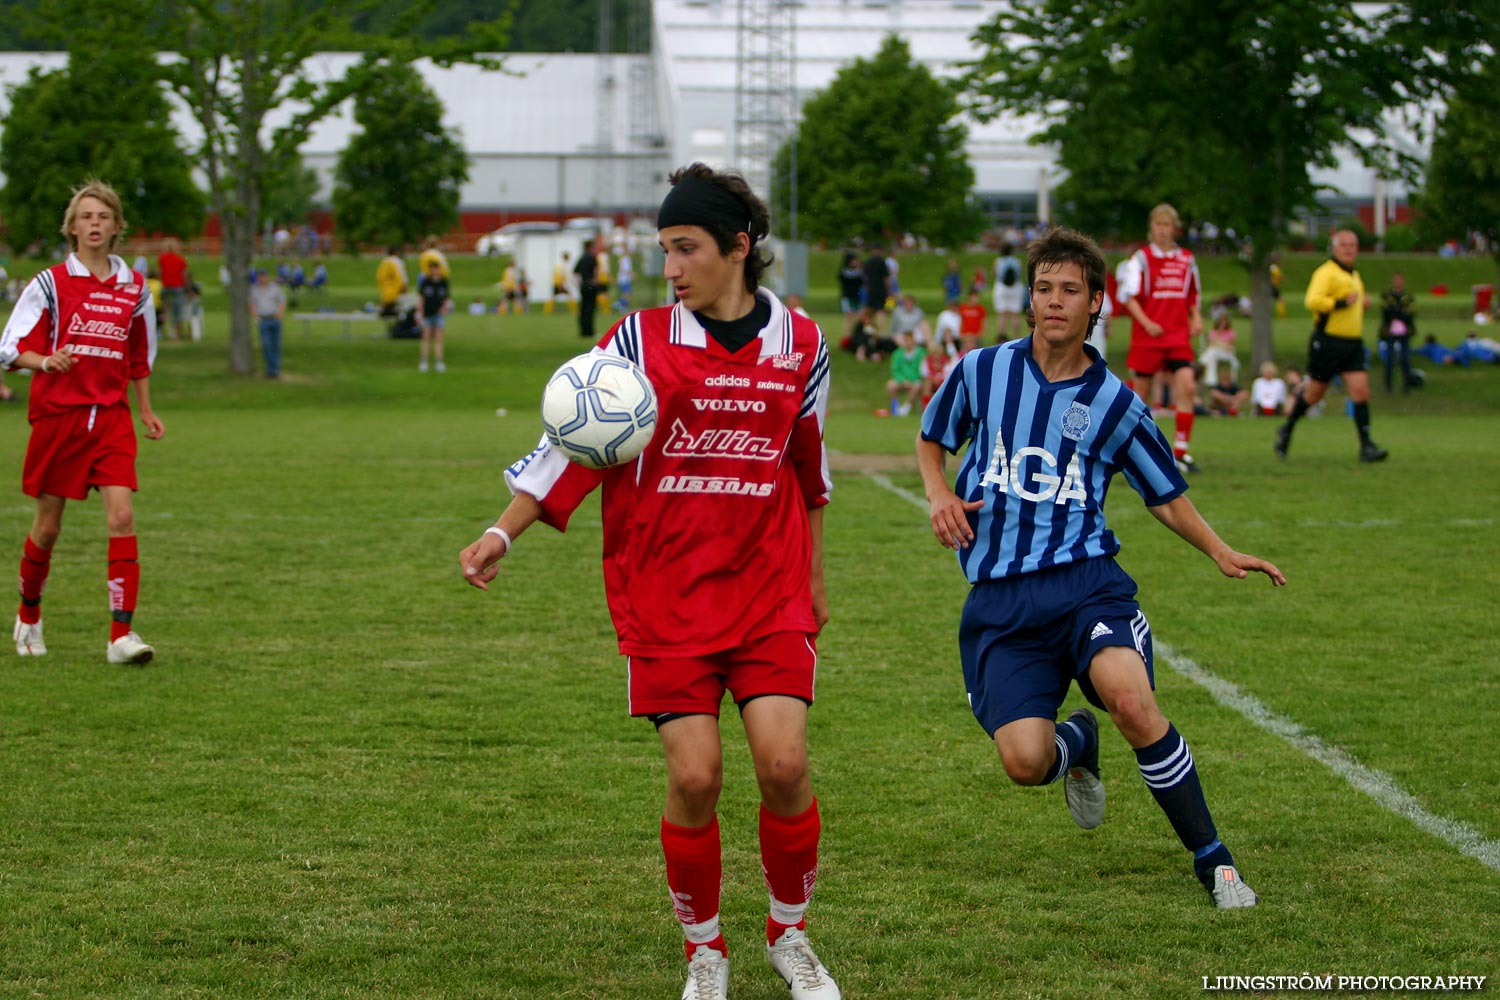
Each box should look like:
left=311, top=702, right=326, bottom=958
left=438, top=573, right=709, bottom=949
left=864, top=469, right=1500, bottom=873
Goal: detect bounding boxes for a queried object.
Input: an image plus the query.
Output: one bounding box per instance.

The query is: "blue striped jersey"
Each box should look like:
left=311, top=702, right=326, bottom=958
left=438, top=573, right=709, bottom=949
left=920, top=337, right=1186, bottom=583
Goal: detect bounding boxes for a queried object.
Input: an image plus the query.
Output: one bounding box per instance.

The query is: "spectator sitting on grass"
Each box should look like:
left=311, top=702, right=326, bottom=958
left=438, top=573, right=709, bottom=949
left=885, top=330, right=925, bottom=417
left=1250, top=361, right=1288, bottom=416
left=1207, top=370, right=1248, bottom=417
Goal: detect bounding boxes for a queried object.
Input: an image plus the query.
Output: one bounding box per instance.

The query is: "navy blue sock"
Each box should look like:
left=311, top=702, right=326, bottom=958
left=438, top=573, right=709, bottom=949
left=1040, top=714, right=1093, bottom=785
left=1135, top=724, right=1230, bottom=877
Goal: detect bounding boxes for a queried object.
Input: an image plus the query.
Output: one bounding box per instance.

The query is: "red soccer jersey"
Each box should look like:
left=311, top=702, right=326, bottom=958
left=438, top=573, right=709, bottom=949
left=1118, top=244, right=1201, bottom=350
left=158, top=251, right=188, bottom=290
left=0, top=255, right=157, bottom=423
left=922, top=350, right=955, bottom=386
left=507, top=290, right=832, bottom=657
left=957, top=303, right=987, bottom=336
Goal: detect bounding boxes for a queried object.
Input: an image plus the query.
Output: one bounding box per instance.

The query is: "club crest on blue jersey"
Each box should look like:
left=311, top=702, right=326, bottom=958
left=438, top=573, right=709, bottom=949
left=1061, top=402, right=1091, bottom=441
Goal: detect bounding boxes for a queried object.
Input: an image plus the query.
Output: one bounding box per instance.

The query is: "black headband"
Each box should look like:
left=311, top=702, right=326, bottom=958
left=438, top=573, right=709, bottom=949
left=657, top=176, right=753, bottom=235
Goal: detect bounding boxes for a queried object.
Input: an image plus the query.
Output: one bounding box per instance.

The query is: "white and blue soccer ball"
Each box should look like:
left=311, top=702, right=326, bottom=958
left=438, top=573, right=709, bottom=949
left=540, top=352, right=658, bottom=469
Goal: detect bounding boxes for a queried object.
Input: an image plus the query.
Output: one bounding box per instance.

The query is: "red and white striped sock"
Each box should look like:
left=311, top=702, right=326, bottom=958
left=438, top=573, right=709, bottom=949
left=1174, top=410, right=1196, bottom=458
left=18, top=536, right=51, bottom=625
left=107, top=535, right=139, bottom=642
left=760, top=798, right=821, bottom=945
left=662, top=815, right=726, bottom=959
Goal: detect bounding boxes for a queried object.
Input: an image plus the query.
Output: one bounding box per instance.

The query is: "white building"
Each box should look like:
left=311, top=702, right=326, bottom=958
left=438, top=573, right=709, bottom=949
left=0, top=0, right=1407, bottom=232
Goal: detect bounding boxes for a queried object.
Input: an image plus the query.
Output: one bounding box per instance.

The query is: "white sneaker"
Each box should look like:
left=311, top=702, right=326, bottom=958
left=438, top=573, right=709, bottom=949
left=766, top=928, right=841, bottom=998
left=1062, top=708, right=1105, bottom=830
left=435, top=360, right=446, bottom=373
left=418, top=361, right=429, bottom=373
left=107, top=631, right=154, bottom=665
left=14, top=616, right=45, bottom=656
left=1208, top=864, right=1259, bottom=909
left=681, top=945, right=729, bottom=1000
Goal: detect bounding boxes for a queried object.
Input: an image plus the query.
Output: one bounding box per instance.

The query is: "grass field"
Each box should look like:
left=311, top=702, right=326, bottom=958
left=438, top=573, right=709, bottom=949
left=0, top=253, right=1496, bottom=999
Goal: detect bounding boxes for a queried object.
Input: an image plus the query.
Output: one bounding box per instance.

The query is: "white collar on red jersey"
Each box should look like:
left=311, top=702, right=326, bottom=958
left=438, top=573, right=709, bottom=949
left=65, top=253, right=135, bottom=283
left=669, top=286, right=797, bottom=362
left=1146, top=242, right=1186, bottom=259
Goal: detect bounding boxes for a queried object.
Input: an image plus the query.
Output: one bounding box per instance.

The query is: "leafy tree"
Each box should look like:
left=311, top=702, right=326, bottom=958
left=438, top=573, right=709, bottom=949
left=0, top=26, right=202, bottom=255
left=143, top=0, right=508, bottom=375
left=1415, top=57, right=1500, bottom=272
left=331, top=63, right=470, bottom=250
left=958, top=1, right=1493, bottom=366
left=261, top=149, right=323, bottom=237
left=772, top=34, right=979, bottom=248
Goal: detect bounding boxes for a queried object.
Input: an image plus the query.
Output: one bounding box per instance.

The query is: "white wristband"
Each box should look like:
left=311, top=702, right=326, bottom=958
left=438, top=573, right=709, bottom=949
left=484, top=525, right=512, bottom=555
left=40, top=355, right=52, bottom=373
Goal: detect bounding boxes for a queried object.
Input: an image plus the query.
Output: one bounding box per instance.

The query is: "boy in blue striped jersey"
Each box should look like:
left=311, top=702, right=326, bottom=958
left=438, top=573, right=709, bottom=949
left=915, top=228, right=1286, bottom=908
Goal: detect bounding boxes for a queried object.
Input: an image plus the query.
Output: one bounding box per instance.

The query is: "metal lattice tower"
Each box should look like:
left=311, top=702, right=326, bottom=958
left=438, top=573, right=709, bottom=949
left=593, top=0, right=617, bottom=217
left=734, top=0, right=796, bottom=202
left=626, top=0, right=663, bottom=214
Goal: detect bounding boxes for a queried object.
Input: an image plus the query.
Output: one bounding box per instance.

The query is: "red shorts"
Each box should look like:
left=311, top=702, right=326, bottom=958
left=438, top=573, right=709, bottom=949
left=1126, top=338, right=1196, bottom=377
left=23, top=404, right=138, bottom=500
left=626, top=631, right=819, bottom=717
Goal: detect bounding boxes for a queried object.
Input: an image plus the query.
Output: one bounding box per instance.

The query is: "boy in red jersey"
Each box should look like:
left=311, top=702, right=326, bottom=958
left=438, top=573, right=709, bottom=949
left=460, top=164, right=839, bottom=1000
left=1117, top=203, right=1204, bottom=473
left=0, top=181, right=164, bottom=664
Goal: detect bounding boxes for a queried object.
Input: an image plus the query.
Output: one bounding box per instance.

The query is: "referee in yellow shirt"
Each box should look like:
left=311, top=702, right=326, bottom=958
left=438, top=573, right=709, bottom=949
left=1274, top=229, right=1388, bottom=463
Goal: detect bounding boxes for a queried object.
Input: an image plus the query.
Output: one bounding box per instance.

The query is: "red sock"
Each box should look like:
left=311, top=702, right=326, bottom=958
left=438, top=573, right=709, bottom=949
left=18, top=536, right=51, bottom=625
left=760, top=798, right=821, bottom=945
left=107, top=535, right=139, bottom=642
left=1174, top=410, right=1196, bottom=458
left=662, top=815, right=726, bottom=959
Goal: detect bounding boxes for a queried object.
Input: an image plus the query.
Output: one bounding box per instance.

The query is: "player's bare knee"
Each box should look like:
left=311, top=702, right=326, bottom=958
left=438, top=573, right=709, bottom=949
left=1105, top=697, right=1164, bottom=745
left=670, top=765, right=723, bottom=809
left=106, top=514, right=136, bottom=537
left=755, top=750, right=809, bottom=798
left=998, top=746, right=1051, bottom=786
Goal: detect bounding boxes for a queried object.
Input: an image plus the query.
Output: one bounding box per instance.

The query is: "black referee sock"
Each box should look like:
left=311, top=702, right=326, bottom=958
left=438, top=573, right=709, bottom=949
left=1353, top=402, right=1373, bottom=446
left=1283, top=394, right=1310, bottom=432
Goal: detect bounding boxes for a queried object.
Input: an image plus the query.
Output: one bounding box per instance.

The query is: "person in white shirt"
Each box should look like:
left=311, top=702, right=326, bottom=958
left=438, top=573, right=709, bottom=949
left=933, top=297, right=963, bottom=355
left=1250, top=361, right=1288, bottom=416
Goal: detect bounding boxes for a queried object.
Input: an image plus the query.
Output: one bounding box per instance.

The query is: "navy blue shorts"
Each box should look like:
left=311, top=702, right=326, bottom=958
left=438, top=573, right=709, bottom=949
left=958, top=557, right=1154, bottom=736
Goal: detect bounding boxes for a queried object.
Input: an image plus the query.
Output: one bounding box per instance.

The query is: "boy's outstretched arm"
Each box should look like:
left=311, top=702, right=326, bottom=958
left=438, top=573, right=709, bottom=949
left=1148, top=494, right=1287, bottom=586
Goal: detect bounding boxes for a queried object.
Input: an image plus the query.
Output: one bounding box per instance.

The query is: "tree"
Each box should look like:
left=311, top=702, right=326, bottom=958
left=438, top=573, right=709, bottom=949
left=145, top=0, right=508, bottom=375
left=261, top=148, right=323, bottom=238
left=772, top=34, right=980, bottom=248
left=958, top=1, right=1493, bottom=366
left=331, top=63, right=470, bottom=250
left=0, top=35, right=202, bottom=254
left=1416, top=57, right=1500, bottom=271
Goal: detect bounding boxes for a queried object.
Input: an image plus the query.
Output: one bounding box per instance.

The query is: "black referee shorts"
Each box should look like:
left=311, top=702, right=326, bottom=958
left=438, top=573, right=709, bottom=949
left=1306, top=332, right=1367, bottom=383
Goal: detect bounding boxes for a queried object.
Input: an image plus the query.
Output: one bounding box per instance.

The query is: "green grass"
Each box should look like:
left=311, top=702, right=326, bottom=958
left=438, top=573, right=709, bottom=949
left=0, top=263, right=1496, bottom=999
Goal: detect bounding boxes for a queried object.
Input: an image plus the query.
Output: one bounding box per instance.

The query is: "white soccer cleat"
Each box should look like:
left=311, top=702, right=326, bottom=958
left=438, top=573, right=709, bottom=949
left=14, top=616, right=46, bottom=657
left=1063, top=708, right=1105, bottom=830
left=107, top=631, right=154, bottom=665
left=681, top=945, right=729, bottom=1000
left=1208, top=864, right=1259, bottom=909
left=766, top=928, right=841, bottom=998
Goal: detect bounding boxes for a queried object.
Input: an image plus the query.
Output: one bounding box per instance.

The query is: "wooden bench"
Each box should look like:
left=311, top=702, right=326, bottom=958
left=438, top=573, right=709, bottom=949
left=293, top=312, right=386, bottom=339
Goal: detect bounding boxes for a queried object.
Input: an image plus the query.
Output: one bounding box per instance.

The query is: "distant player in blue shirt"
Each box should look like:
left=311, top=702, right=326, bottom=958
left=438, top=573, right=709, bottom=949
left=916, top=227, right=1286, bottom=908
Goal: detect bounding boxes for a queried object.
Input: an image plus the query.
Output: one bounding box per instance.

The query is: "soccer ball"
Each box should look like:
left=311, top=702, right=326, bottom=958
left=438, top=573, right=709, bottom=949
left=540, top=352, right=658, bottom=469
